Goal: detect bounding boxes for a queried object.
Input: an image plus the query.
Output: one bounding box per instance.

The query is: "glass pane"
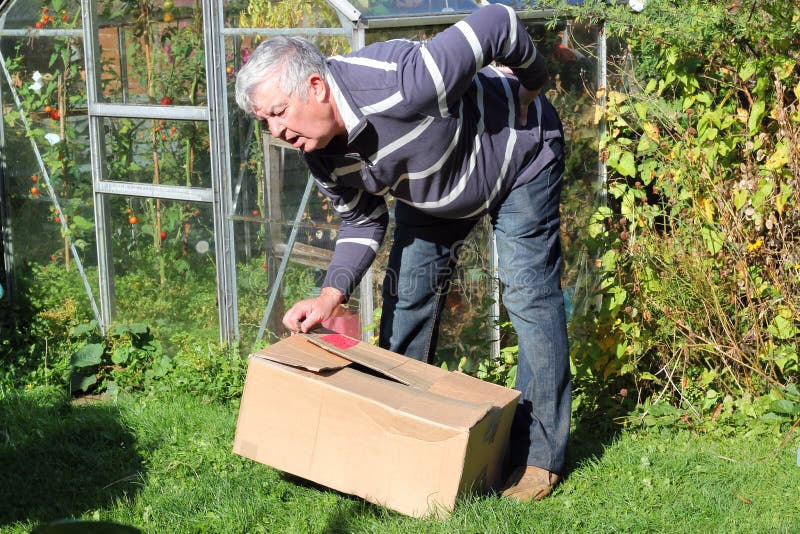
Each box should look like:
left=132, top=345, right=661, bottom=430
left=542, top=19, right=600, bottom=317
left=235, top=137, right=351, bottom=348
left=353, top=0, right=481, bottom=18
left=366, top=23, right=450, bottom=44
left=109, top=195, right=219, bottom=343
left=96, top=1, right=207, bottom=106
left=99, top=116, right=211, bottom=187
left=224, top=0, right=346, bottom=33
left=0, top=0, right=82, bottom=31
left=1, top=29, right=99, bottom=320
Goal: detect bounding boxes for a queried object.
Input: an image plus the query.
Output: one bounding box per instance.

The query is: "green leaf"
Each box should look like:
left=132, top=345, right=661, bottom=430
left=112, top=346, right=131, bottom=365
left=112, top=324, right=131, bottom=336
left=601, top=249, right=619, bottom=271
left=71, top=320, right=98, bottom=337
left=633, top=102, right=649, bottom=121
left=748, top=100, right=765, bottom=135
left=773, top=57, right=795, bottom=81
left=129, top=323, right=149, bottom=334
left=769, top=399, right=799, bottom=416
left=617, top=151, right=637, bottom=178
left=649, top=402, right=678, bottom=417
left=733, top=189, right=748, bottom=211
left=71, top=343, right=105, bottom=367
left=70, top=373, right=97, bottom=393
left=738, top=60, right=756, bottom=81
left=765, top=140, right=790, bottom=171
left=71, top=215, right=95, bottom=232
left=700, top=226, right=724, bottom=255
left=768, top=316, right=798, bottom=340
left=751, top=180, right=774, bottom=209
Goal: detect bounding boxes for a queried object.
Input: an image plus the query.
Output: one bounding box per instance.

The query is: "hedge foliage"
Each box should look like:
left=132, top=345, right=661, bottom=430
left=553, top=0, right=799, bottom=406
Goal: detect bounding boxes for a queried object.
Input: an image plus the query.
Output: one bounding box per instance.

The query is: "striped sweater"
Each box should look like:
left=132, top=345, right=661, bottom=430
left=303, top=3, right=564, bottom=299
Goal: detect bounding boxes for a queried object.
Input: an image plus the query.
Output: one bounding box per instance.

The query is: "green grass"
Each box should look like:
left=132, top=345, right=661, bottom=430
left=1, top=387, right=798, bottom=533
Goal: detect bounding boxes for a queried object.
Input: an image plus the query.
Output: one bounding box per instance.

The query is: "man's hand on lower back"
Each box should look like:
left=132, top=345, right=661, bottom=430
left=282, top=286, right=345, bottom=334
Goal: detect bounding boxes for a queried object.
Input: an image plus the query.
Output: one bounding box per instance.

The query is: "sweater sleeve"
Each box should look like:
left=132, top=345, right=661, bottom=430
left=306, top=170, right=389, bottom=301
left=398, top=3, right=547, bottom=117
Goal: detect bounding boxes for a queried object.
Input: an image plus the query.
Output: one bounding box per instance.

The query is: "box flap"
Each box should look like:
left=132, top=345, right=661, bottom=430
left=323, top=366, right=494, bottom=432
left=251, top=334, right=352, bottom=372
left=303, top=332, right=445, bottom=389
left=251, top=333, right=511, bottom=431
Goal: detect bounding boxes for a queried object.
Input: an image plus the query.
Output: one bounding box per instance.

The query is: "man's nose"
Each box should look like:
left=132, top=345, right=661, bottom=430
left=266, top=117, right=285, bottom=138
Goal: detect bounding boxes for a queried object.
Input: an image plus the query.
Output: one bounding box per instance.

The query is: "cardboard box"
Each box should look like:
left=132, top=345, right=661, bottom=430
left=232, top=332, right=520, bottom=518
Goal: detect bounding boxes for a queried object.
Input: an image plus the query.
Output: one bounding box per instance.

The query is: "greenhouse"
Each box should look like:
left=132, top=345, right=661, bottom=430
left=0, top=0, right=603, bottom=356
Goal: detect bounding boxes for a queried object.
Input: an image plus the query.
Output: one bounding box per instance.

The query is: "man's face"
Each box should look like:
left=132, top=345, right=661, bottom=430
left=251, top=74, right=340, bottom=152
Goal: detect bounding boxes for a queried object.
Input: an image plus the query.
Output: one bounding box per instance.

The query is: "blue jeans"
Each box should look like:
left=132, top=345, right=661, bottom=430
left=379, top=139, right=571, bottom=474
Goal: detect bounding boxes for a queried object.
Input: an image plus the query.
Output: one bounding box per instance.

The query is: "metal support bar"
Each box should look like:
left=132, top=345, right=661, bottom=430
left=82, top=0, right=115, bottom=332
left=0, top=69, right=12, bottom=301
left=489, top=231, right=501, bottom=360
left=91, top=102, right=209, bottom=121
left=0, top=29, right=83, bottom=37
left=94, top=181, right=214, bottom=203
left=593, top=23, right=609, bottom=313
left=220, top=27, right=347, bottom=37
left=206, top=0, right=239, bottom=342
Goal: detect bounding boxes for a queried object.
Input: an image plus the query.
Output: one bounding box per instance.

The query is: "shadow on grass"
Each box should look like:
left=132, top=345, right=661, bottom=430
left=566, top=386, right=635, bottom=475
left=0, top=388, right=143, bottom=527
left=280, top=472, right=394, bottom=528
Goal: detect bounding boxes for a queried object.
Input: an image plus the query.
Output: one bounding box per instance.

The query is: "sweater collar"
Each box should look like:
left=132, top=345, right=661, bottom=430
left=326, top=69, right=368, bottom=143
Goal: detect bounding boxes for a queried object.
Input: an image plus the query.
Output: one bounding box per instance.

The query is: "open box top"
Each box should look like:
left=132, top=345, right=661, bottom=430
left=251, top=332, right=519, bottom=432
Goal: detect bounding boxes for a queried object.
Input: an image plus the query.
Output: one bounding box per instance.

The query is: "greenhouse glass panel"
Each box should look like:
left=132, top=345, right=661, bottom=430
left=95, top=1, right=208, bottom=107
left=99, top=116, right=212, bottom=188
left=223, top=0, right=348, bottom=37
left=352, top=0, right=480, bottom=18
left=109, top=195, right=219, bottom=343
left=0, top=15, right=102, bottom=317
left=0, top=0, right=82, bottom=31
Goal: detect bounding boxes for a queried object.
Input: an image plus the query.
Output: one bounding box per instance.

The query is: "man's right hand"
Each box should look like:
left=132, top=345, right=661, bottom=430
left=517, top=86, right=541, bottom=126
left=494, top=66, right=541, bottom=126
left=282, top=286, right=345, bottom=334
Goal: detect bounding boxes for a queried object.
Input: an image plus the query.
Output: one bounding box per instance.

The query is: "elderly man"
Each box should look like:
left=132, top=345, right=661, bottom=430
left=235, top=3, right=570, bottom=501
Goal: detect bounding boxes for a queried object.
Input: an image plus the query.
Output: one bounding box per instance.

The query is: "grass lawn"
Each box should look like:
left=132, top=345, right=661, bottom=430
left=1, top=387, right=798, bottom=533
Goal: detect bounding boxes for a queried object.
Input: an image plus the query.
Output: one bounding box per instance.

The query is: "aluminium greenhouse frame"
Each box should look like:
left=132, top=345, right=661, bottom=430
left=0, top=0, right=608, bottom=349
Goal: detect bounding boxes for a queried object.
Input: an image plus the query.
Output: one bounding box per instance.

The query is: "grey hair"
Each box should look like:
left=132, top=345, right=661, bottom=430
left=235, top=36, right=328, bottom=115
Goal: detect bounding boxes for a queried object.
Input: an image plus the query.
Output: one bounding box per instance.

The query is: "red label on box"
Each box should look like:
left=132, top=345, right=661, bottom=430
left=321, top=333, right=359, bottom=350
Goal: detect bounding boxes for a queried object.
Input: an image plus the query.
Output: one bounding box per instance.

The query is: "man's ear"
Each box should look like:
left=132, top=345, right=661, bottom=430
left=308, top=73, right=328, bottom=103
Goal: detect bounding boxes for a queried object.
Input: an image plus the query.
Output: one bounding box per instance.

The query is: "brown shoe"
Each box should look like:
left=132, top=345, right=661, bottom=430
left=500, top=465, right=561, bottom=501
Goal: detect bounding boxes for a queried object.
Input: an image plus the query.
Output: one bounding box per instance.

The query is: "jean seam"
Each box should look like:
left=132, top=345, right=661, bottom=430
left=420, top=289, right=444, bottom=363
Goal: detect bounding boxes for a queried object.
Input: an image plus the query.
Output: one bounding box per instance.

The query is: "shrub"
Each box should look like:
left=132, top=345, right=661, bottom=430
left=550, top=0, right=799, bottom=411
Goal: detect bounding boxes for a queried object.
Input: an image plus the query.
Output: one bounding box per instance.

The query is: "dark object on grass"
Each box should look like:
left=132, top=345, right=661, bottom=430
left=34, top=519, right=141, bottom=534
